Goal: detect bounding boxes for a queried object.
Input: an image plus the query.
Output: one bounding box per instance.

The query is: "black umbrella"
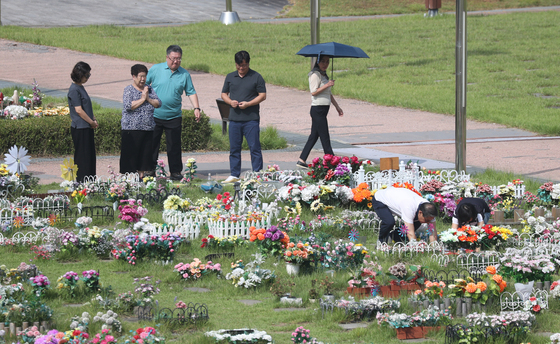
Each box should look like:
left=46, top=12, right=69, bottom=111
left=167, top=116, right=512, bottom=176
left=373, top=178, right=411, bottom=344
left=296, top=42, right=370, bottom=78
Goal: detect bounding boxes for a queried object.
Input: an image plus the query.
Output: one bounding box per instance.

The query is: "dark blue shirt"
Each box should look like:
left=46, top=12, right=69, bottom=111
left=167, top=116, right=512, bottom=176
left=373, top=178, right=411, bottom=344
left=221, top=69, right=266, bottom=122
left=68, top=83, right=94, bottom=129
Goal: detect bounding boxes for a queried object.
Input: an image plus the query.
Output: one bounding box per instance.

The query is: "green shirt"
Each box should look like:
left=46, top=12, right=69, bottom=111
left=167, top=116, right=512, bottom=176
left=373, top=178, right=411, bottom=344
left=146, top=62, right=196, bottom=120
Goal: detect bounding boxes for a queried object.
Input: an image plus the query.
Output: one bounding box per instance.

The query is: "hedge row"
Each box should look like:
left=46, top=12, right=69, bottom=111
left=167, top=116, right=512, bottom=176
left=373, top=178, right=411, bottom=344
left=0, top=109, right=212, bottom=157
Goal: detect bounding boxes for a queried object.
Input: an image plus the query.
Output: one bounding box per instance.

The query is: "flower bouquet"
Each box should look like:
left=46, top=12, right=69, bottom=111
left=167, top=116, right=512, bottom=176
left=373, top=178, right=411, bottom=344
left=308, top=154, right=361, bottom=182
left=478, top=224, right=513, bottom=249
left=291, top=326, right=322, bottom=344
left=283, top=241, right=313, bottom=265
left=551, top=280, right=560, bottom=299
left=320, top=240, right=369, bottom=270
left=249, top=225, right=289, bottom=257
left=412, top=280, right=446, bottom=301
left=351, top=183, right=373, bottom=209
left=82, top=269, right=100, bottom=293
left=30, top=274, right=50, bottom=298
left=200, top=234, right=247, bottom=250
left=439, top=225, right=485, bottom=251
left=71, top=188, right=87, bottom=204
left=420, top=180, right=446, bottom=196
left=205, top=329, right=272, bottom=344
left=500, top=252, right=555, bottom=283
left=537, top=182, right=560, bottom=205
left=225, top=254, right=276, bottom=288
left=173, top=258, right=221, bottom=281
left=523, top=295, right=546, bottom=313
left=124, top=326, right=166, bottom=344
left=118, top=199, right=148, bottom=224
left=475, top=183, right=493, bottom=202
left=181, top=157, right=197, bottom=183
left=348, top=260, right=382, bottom=288
left=111, top=233, right=183, bottom=264
left=57, top=271, right=79, bottom=297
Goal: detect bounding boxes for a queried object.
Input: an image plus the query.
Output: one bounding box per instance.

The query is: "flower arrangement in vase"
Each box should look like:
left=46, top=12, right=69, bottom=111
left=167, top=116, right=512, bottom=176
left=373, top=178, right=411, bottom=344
left=249, top=225, right=290, bottom=257
left=173, top=259, right=221, bottom=281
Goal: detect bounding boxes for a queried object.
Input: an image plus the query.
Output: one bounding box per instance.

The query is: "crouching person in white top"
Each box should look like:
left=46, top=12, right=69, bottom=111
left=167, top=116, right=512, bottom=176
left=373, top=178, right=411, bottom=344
left=371, top=187, right=438, bottom=243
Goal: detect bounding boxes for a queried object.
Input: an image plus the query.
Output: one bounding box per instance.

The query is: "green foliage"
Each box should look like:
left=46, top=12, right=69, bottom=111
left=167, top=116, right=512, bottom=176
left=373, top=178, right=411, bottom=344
left=0, top=107, right=211, bottom=156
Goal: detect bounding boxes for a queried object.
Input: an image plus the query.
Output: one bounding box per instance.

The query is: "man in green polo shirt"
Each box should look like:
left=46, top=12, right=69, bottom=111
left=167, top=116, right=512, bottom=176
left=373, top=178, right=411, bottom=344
left=146, top=45, right=201, bottom=180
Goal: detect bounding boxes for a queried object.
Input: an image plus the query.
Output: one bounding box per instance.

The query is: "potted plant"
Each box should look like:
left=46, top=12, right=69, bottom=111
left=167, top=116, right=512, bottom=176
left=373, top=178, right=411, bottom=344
left=308, top=279, right=319, bottom=302
left=283, top=241, right=312, bottom=276
left=347, top=260, right=382, bottom=299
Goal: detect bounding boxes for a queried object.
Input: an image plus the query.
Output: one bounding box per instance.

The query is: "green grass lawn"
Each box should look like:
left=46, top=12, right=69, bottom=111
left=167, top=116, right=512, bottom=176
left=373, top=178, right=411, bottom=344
left=1, top=11, right=559, bottom=136
left=281, top=0, right=560, bottom=17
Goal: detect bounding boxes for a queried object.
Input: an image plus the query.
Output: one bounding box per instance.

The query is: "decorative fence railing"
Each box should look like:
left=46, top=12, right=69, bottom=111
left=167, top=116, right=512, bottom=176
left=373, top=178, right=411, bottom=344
left=376, top=241, right=444, bottom=256
left=500, top=290, right=548, bottom=312
left=207, top=217, right=271, bottom=238
left=137, top=304, right=209, bottom=325
left=147, top=222, right=201, bottom=240
left=351, top=162, right=471, bottom=190
left=455, top=252, right=501, bottom=273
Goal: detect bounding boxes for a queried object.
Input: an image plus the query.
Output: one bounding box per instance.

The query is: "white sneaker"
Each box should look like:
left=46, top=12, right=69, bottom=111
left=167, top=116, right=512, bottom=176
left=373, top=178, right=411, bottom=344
left=224, top=176, right=240, bottom=183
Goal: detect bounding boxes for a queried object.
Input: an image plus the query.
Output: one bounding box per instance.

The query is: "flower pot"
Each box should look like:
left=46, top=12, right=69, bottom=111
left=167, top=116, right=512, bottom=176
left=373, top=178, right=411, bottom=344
left=492, top=210, right=505, bottom=223
left=444, top=298, right=451, bottom=309
left=552, top=207, right=560, bottom=220
left=422, top=326, right=441, bottom=337
left=514, top=281, right=534, bottom=301
left=396, top=327, right=424, bottom=340
left=322, top=294, right=335, bottom=302
left=536, top=281, right=543, bottom=290
left=381, top=286, right=400, bottom=298
left=286, top=263, right=300, bottom=276
left=535, top=208, right=545, bottom=217
left=391, top=284, right=401, bottom=291
left=545, top=281, right=551, bottom=291
left=346, top=287, right=372, bottom=299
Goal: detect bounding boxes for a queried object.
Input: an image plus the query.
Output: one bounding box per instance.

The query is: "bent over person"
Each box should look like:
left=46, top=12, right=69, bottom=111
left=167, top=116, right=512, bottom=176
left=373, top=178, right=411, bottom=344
left=221, top=50, right=267, bottom=183
left=146, top=45, right=201, bottom=181
left=371, top=187, right=438, bottom=243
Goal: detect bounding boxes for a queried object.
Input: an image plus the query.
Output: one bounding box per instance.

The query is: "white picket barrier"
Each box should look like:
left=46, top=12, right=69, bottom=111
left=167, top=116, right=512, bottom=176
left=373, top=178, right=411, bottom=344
left=490, top=184, right=525, bottom=199
left=208, top=217, right=271, bottom=238
left=351, top=162, right=471, bottom=190
left=148, top=222, right=201, bottom=240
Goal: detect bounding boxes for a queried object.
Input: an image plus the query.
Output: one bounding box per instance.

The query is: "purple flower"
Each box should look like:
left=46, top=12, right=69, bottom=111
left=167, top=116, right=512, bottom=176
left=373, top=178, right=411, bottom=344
left=264, top=231, right=273, bottom=239
left=271, top=232, right=281, bottom=241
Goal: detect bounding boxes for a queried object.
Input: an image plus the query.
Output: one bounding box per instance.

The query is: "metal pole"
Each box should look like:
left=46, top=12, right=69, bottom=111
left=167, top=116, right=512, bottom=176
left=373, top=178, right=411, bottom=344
left=455, top=0, right=467, bottom=172
left=226, top=0, right=232, bottom=12
left=310, top=0, right=320, bottom=68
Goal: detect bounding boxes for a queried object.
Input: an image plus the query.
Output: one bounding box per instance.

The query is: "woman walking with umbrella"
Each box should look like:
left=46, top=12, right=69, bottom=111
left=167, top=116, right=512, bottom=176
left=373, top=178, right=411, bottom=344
left=297, top=54, right=343, bottom=168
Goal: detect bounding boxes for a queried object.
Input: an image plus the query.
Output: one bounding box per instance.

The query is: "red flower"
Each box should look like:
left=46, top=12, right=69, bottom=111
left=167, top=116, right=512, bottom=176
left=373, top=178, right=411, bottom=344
left=216, top=194, right=223, bottom=200
left=224, top=192, right=230, bottom=197
left=533, top=305, right=541, bottom=313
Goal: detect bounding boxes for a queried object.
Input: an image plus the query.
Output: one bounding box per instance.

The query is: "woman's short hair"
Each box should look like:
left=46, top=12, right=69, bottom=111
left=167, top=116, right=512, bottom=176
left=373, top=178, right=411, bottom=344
left=131, top=64, right=148, bottom=76
left=70, top=61, right=91, bottom=83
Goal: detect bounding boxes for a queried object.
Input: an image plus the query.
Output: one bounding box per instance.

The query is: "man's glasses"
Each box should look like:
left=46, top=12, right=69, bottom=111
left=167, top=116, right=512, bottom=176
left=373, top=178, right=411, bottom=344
left=167, top=56, right=182, bottom=63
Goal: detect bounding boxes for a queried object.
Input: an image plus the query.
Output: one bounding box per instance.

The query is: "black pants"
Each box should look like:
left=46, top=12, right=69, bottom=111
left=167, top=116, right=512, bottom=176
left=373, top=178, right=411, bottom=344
left=120, top=130, right=153, bottom=173
left=299, top=105, right=334, bottom=161
left=71, top=127, right=96, bottom=183
left=371, top=196, right=402, bottom=243
left=152, top=117, right=182, bottom=173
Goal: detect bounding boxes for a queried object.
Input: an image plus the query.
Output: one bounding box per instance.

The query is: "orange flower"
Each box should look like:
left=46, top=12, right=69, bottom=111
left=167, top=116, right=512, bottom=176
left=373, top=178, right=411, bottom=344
left=257, top=233, right=265, bottom=241
left=425, top=281, right=433, bottom=287
left=280, top=232, right=290, bottom=244
left=297, top=242, right=304, bottom=249
left=288, top=242, right=295, bottom=248
left=492, top=274, right=503, bottom=284
left=415, top=290, right=422, bottom=295
left=477, top=282, right=487, bottom=292
left=499, top=281, right=507, bottom=292
left=285, top=251, right=292, bottom=257
left=486, top=266, right=497, bottom=275
left=250, top=235, right=257, bottom=242
left=465, top=283, right=477, bottom=294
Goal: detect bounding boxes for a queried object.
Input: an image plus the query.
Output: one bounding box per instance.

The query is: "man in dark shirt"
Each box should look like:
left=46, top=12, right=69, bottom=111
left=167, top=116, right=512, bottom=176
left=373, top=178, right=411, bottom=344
left=220, top=51, right=267, bottom=183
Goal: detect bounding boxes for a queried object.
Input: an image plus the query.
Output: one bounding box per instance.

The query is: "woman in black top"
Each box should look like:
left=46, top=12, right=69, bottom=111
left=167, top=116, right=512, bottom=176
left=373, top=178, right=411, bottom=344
left=452, top=197, right=491, bottom=228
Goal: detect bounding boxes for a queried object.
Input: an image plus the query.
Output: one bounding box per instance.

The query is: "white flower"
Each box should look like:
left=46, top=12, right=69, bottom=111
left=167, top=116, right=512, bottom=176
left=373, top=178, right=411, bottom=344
left=4, top=145, right=31, bottom=174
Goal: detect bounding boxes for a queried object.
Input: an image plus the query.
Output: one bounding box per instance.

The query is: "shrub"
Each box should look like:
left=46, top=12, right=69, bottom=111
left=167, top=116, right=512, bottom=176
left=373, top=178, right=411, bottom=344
left=0, top=109, right=212, bottom=156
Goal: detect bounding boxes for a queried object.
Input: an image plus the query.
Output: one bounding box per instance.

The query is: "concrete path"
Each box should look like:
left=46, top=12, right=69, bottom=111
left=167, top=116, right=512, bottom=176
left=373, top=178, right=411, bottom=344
left=0, top=0, right=289, bottom=27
